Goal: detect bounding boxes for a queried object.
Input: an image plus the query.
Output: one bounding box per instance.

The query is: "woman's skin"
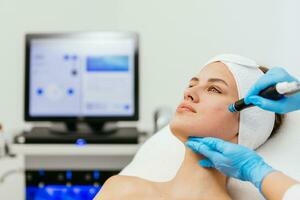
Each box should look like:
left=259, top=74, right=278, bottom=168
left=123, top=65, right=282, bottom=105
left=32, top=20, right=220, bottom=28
left=262, top=171, right=299, bottom=200
left=95, top=62, right=240, bottom=200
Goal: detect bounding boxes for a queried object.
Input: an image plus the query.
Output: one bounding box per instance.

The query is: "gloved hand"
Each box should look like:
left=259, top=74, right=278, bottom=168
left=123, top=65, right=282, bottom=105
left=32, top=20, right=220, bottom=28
left=245, top=67, right=300, bottom=114
left=186, top=137, right=275, bottom=191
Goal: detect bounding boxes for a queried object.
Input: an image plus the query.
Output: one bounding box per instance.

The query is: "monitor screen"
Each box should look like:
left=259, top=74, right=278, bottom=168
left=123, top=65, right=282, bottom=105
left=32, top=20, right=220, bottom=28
left=24, top=32, right=139, bottom=121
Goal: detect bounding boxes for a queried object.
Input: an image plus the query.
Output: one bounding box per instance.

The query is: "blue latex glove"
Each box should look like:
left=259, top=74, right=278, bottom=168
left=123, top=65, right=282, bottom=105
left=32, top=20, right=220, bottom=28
left=244, top=67, right=300, bottom=114
left=186, top=137, right=275, bottom=191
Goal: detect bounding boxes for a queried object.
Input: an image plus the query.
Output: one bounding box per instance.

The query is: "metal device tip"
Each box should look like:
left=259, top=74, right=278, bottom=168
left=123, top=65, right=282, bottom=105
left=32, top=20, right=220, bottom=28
left=228, top=104, right=237, bottom=112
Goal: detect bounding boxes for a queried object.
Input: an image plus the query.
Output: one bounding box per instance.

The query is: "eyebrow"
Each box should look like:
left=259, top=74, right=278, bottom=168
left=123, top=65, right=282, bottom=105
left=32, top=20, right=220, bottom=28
left=208, top=78, right=229, bottom=86
left=190, top=77, right=199, bottom=82
left=189, top=77, right=229, bottom=86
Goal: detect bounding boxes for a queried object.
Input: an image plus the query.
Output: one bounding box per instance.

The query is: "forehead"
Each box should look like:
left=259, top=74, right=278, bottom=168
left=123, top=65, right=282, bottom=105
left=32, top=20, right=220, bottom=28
left=195, top=61, right=236, bottom=86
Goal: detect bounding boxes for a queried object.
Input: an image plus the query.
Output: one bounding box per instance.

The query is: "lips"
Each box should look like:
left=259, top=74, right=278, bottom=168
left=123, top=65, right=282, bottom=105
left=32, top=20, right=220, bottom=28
left=177, top=103, right=196, bottom=113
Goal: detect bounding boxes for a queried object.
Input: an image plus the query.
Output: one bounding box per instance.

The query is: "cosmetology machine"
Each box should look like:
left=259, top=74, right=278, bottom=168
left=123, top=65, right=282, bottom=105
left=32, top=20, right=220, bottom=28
left=11, top=32, right=145, bottom=199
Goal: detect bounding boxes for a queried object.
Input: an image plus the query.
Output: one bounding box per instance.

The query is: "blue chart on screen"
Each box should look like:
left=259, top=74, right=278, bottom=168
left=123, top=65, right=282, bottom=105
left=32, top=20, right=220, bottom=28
left=86, top=56, right=129, bottom=72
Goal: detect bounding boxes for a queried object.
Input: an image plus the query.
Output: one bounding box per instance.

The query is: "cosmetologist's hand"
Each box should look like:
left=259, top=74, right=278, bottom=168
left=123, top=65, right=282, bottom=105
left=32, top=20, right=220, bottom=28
left=186, top=137, right=275, bottom=191
left=245, top=67, right=300, bottom=114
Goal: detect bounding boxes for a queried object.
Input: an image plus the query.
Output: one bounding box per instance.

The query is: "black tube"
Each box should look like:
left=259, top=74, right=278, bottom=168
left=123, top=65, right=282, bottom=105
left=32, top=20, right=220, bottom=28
left=231, top=85, right=284, bottom=112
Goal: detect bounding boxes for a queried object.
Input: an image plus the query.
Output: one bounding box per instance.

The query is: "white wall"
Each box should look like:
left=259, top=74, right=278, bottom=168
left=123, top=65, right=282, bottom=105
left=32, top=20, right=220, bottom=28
left=0, top=0, right=119, bottom=135
left=0, top=0, right=299, bottom=136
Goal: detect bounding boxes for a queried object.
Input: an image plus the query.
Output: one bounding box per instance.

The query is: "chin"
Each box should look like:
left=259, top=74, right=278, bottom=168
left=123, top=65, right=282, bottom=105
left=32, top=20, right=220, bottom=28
left=169, top=116, right=196, bottom=137
left=170, top=115, right=219, bottom=139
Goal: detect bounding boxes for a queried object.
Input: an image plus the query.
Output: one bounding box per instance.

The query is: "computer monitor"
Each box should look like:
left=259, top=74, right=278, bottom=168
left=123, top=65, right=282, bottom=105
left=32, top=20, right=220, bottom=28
left=24, top=32, right=139, bottom=127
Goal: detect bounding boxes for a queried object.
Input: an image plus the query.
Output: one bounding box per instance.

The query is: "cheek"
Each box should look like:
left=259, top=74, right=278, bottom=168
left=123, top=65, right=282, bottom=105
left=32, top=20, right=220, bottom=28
left=170, top=100, right=239, bottom=141
left=199, top=100, right=227, bottom=116
left=209, top=102, right=225, bottom=113
left=194, top=102, right=239, bottom=140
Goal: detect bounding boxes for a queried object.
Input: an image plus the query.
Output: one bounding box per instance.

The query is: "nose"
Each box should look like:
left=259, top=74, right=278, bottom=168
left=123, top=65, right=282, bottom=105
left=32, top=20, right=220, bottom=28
left=184, top=87, right=200, bottom=103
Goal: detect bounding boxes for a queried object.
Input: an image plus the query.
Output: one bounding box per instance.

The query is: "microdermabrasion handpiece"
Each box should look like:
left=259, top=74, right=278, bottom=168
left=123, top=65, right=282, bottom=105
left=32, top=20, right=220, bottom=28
left=228, top=82, right=300, bottom=112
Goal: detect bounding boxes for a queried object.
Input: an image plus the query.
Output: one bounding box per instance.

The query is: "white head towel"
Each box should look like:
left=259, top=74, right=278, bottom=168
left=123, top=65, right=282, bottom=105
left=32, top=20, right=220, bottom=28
left=205, top=54, right=275, bottom=149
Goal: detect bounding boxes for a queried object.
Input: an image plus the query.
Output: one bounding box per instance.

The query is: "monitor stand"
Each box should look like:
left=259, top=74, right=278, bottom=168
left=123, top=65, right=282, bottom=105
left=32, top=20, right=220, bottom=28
left=14, top=122, right=141, bottom=144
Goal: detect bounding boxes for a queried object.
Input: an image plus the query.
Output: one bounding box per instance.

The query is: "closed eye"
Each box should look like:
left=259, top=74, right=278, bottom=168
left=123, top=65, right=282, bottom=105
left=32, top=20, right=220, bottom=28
left=208, top=86, right=222, bottom=94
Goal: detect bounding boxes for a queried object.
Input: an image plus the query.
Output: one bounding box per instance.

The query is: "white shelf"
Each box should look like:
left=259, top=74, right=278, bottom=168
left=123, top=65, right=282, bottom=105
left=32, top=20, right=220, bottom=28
left=11, top=144, right=140, bottom=156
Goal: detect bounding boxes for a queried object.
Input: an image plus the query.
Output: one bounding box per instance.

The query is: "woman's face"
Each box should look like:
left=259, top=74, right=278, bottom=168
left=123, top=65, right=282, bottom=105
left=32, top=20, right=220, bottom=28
left=170, top=62, right=240, bottom=143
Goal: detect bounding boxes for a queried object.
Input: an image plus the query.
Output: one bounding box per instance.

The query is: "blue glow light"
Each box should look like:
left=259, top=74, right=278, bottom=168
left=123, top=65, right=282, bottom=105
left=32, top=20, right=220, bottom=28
left=124, top=104, right=130, bottom=110
left=75, top=139, right=87, bottom=146
left=26, top=185, right=101, bottom=200
left=67, top=88, right=74, bottom=95
left=64, top=54, right=69, bottom=60
left=66, top=171, right=72, bottom=180
left=72, top=55, right=78, bottom=60
left=36, top=88, right=44, bottom=95
left=228, top=104, right=237, bottom=112
left=93, top=171, right=100, bottom=180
